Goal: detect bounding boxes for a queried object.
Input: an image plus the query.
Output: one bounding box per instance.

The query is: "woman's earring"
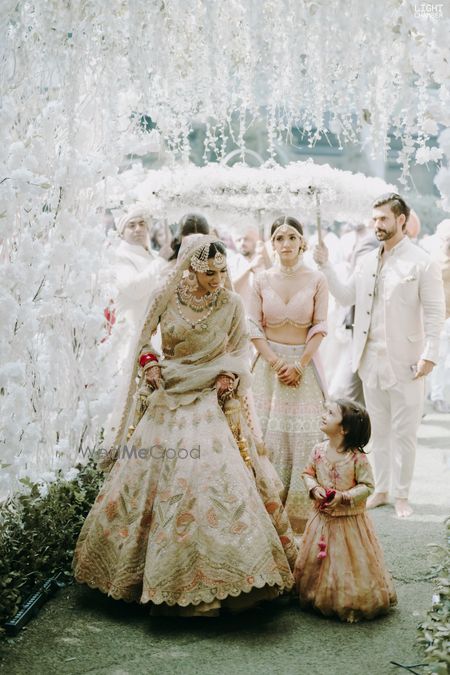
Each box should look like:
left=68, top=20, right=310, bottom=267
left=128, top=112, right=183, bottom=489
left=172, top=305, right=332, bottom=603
left=186, top=271, right=199, bottom=291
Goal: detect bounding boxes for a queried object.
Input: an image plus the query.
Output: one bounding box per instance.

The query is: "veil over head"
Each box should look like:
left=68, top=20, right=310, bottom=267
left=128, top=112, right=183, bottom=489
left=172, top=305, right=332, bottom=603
left=105, top=234, right=234, bottom=450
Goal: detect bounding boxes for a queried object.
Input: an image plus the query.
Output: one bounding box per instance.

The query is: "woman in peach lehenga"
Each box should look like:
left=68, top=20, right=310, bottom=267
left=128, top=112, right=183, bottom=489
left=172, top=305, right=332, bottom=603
left=73, top=235, right=297, bottom=616
left=294, top=399, right=397, bottom=622
left=249, top=216, right=328, bottom=534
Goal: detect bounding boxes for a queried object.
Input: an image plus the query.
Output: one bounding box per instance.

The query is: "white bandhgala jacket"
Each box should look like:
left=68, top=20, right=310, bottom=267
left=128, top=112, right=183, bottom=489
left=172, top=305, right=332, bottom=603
left=320, top=237, right=445, bottom=384
left=113, top=240, right=167, bottom=365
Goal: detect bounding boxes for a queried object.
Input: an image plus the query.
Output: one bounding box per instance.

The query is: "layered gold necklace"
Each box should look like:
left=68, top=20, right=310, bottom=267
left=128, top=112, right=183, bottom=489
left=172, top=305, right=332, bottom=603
left=176, top=286, right=220, bottom=328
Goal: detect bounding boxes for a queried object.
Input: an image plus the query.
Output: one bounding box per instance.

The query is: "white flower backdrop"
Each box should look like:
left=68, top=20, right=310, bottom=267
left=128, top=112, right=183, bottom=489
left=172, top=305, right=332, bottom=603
left=1, top=0, right=449, bottom=497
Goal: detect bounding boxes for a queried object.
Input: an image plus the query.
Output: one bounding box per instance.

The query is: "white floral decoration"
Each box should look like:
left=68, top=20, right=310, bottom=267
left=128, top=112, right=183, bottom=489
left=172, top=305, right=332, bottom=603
left=1, top=0, right=449, bottom=497
left=128, top=161, right=396, bottom=225
left=416, top=146, right=444, bottom=165
left=436, top=129, right=450, bottom=212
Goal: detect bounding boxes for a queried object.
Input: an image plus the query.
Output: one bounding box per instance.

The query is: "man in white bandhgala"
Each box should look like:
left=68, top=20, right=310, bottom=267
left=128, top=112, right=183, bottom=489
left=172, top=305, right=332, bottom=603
left=113, top=208, right=167, bottom=367
left=314, top=193, right=445, bottom=519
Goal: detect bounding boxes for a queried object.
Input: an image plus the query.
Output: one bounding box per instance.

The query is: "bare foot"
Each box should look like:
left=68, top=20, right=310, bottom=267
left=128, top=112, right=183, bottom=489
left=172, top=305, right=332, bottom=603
left=367, top=492, right=389, bottom=509
left=395, top=499, right=413, bottom=518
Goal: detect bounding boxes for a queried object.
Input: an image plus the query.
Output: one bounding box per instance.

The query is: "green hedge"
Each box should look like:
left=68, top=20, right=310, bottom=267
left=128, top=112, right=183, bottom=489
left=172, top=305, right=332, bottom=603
left=0, top=461, right=103, bottom=629
left=417, top=517, right=450, bottom=675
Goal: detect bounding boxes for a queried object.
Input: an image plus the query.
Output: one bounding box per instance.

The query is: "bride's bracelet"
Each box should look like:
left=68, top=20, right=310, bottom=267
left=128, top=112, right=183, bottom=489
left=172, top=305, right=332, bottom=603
left=143, top=362, right=161, bottom=373
left=220, top=371, right=237, bottom=382
left=145, top=364, right=161, bottom=376
left=270, top=357, right=285, bottom=373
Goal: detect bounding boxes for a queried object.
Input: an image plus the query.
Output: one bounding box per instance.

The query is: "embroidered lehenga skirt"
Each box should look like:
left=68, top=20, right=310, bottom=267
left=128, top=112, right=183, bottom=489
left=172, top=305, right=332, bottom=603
left=73, top=388, right=297, bottom=614
left=252, top=341, right=325, bottom=534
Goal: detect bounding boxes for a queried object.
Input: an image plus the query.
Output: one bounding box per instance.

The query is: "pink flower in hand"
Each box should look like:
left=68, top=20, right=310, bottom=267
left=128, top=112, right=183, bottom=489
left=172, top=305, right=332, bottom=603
left=319, top=488, right=336, bottom=511
left=317, top=535, right=327, bottom=560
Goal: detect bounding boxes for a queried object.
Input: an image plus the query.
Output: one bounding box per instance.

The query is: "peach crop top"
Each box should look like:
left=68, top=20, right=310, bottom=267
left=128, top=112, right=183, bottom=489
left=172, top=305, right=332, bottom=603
left=249, top=268, right=328, bottom=333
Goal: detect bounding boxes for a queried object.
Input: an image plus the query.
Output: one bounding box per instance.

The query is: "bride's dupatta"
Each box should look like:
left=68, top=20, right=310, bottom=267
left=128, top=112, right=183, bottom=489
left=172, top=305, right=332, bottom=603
left=103, top=234, right=251, bottom=463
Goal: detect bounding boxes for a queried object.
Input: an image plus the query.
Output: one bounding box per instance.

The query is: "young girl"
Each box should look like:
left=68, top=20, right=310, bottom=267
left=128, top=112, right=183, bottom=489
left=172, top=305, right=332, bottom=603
left=294, top=399, right=397, bottom=622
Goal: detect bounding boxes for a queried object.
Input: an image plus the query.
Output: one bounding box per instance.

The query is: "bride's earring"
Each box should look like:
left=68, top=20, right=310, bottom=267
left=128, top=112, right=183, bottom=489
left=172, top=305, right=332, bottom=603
left=186, top=271, right=199, bottom=291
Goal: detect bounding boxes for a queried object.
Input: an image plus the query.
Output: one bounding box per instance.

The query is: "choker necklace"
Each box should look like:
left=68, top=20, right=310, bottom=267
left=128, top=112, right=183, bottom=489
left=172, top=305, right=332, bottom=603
left=177, top=283, right=220, bottom=312
left=276, top=257, right=304, bottom=275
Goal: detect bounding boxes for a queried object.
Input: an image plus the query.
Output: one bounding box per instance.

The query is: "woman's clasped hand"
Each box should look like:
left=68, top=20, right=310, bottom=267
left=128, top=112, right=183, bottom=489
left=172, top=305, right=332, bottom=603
left=270, top=359, right=304, bottom=387
left=145, top=364, right=162, bottom=389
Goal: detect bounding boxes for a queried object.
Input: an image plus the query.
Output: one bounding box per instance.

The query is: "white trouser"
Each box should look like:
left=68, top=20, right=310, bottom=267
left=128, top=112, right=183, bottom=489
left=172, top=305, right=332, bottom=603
left=430, top=318, right=450, bottom=401
left=362, top=378, right=425, bottom=499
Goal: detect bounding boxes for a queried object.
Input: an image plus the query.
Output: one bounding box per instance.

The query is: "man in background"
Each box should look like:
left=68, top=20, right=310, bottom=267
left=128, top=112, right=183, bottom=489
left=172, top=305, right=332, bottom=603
left=229, top=225, right=271, bottom=312
left=421, top=220, right=450, bottom=413
left=314, top=193, right=445, bottom=518
left=111, top=208, right=166, bottom=366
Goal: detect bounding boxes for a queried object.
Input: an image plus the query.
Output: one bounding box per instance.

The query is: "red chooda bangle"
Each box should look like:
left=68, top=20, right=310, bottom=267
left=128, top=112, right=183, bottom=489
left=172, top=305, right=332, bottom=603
left=139, top=353, right=159, bottom=368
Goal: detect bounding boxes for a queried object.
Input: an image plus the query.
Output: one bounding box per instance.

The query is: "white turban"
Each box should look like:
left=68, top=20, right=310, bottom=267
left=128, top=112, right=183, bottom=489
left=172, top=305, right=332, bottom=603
left=117, top=207, right=150, bottom=236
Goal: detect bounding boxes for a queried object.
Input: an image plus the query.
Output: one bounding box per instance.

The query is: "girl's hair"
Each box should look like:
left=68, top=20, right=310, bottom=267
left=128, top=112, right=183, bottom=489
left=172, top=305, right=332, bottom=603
left=270, top=215, right=304, bottom=237
left=335, top=399, right=371, bottom=453
left=169, top=213, right=210, bottom=260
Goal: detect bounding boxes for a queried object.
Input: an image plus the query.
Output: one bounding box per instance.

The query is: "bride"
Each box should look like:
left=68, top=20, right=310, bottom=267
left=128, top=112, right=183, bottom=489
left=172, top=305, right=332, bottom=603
left=73, top=234, right=297, bottom=616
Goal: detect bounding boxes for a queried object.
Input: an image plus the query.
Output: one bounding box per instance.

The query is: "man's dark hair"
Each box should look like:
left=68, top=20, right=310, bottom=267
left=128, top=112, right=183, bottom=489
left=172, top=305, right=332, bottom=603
left=372, top=193, right=411, bottom=231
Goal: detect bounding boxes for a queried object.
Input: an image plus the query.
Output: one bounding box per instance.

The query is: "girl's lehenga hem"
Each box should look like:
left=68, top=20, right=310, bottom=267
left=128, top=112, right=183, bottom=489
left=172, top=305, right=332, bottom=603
left=298, top=597, right=397, bottom=623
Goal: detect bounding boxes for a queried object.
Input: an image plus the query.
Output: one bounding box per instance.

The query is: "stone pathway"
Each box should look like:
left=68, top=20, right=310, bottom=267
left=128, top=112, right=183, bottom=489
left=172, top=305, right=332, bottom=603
left=1, top=407, right=448, bottom=675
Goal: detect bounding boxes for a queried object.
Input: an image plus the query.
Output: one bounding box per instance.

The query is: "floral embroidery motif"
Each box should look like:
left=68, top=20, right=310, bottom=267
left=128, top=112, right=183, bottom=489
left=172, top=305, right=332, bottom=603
left=206, top=508, right=219, bottom=528
left=105, top=500, right=118, bottom=521
left=73, top=292, right=296, bottom=607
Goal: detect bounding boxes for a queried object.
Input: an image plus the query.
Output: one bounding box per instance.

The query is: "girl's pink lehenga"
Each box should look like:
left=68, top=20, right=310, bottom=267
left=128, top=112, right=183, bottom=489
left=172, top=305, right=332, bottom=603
left=294, top=442, right=397, bottom=622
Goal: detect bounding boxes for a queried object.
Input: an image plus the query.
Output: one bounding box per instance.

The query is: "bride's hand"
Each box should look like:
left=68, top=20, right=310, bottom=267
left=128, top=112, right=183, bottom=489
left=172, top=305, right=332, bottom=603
left=277, top=364, right=301, bottom=387
left=145, top=365, right=162, bottom=389
left=215, top=374, right=235, bottom=397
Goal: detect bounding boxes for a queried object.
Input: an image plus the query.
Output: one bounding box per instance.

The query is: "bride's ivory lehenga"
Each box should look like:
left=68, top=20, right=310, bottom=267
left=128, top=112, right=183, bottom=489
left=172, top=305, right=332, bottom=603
left=73, top=235, right=297, bottom=615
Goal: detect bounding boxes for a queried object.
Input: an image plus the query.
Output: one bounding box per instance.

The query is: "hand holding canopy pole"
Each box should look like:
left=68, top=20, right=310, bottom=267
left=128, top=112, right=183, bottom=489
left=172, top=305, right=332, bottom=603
left=308, top=185, right=323, bottom=246
left=314, top=188, right=323, bottom=246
